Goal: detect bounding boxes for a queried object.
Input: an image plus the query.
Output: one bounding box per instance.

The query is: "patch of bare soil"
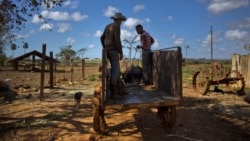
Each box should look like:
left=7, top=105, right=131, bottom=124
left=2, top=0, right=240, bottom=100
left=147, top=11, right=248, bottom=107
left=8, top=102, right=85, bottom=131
left=0, top=68, right=250, bottom=141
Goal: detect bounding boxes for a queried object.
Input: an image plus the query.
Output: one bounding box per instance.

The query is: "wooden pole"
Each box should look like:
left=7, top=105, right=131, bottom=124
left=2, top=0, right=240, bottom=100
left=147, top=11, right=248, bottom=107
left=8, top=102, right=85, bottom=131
left=40, top=44, right=46, bottom=101
left=49, top=51, right=53, bottom=89
left=82, top=59, right=85, bottom=80
left=70, top=59, right=74, bottom=83
left=211, top=25, right=214, bottom=80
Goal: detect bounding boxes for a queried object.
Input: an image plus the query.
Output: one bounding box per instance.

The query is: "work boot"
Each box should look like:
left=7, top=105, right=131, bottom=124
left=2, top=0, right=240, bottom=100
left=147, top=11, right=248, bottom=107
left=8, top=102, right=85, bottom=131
left=110, top=84, right=123, bottom=100
left=117, top=79, right=127, bottom=96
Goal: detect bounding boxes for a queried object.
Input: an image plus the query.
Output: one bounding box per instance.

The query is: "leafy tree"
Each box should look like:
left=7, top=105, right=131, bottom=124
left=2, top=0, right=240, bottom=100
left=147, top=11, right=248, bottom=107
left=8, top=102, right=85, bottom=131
left=11, top=43, right=17, bottom=57
left=56, top=45, right=76, bottom=61
left=77, top=48, right=87, bottom=59
left=23, top=42, right=29, bottom=53
left=244, top=44, right=250, bottom=52
left=0, top=0, right=66, bottom=44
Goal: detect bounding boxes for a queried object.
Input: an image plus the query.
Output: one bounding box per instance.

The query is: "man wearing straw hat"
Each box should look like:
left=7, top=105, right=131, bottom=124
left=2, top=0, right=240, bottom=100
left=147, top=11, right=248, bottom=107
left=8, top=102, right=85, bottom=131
left=101, top=12, right=126, bottom=99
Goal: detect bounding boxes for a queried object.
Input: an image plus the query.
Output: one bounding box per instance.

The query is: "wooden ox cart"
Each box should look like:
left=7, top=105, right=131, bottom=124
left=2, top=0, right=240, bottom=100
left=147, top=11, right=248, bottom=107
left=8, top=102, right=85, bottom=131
left=192, top=61, right=245, bottom=95
left=93, top=47, right=183, bottom=133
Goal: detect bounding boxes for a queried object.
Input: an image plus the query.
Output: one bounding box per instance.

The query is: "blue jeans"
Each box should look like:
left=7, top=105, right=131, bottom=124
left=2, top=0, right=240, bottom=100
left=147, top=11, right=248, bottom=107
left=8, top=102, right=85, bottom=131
left=107, top=50, right=120, bottom=85
left=142, top=49, right=152, bottom=84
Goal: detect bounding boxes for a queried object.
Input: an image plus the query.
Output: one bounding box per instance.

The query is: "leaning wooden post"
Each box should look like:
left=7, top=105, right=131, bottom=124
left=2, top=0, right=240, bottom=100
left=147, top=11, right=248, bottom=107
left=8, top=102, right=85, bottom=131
left=70, top=59, right=74, bottom=84
left=40, top=44, right=46, bottom=101
left=49, top=51, right=53, bottom=89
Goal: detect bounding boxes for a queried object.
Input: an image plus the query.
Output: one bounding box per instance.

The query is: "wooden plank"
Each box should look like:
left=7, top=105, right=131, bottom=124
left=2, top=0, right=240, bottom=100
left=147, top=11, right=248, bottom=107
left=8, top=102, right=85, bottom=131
left=101, top=48, right=107, bottom=109
left=105, top=100, right=179, bottom=110
left=152, top=47, right=182, bottom=99
left=105, top=83, right=180, bottom=110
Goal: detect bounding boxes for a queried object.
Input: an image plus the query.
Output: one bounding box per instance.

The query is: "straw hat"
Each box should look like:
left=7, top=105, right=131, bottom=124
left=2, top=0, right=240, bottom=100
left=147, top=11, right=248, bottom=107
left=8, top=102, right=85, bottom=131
left=111, top=12, right=127, bottom=21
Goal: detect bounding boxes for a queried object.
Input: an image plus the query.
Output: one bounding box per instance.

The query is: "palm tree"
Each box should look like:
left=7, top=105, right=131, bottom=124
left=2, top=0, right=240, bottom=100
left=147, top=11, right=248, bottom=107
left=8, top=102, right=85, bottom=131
left=123, top=35, right=138, bottom=60
left=11, top=43, right=17, bottom=57
left=23, top=42, right=28, bottom=53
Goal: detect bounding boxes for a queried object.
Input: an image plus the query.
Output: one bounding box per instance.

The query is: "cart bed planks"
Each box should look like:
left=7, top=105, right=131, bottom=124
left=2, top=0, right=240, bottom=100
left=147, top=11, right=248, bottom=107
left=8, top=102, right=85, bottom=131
left=105, top=83, right=180, bottom=110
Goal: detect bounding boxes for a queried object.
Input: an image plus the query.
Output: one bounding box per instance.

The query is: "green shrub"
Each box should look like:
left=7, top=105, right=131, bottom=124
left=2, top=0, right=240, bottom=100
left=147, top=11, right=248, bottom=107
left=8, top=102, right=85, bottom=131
left=86, top=74, right=101, bottom=81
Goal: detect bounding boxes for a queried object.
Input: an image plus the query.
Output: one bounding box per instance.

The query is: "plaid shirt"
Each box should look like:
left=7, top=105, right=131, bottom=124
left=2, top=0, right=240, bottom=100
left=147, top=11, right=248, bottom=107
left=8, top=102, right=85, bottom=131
left=140, top=31, right=152, bottom=49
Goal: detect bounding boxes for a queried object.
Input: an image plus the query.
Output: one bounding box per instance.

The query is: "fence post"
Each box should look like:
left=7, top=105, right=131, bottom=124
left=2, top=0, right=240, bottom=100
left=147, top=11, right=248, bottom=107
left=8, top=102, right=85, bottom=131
left=40, top=44, right=46, bottom=101
left=49, top=51, right=53, bottom=88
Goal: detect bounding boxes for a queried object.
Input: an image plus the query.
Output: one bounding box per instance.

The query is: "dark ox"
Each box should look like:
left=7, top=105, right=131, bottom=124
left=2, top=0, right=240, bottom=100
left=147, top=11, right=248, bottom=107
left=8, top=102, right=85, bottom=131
left=122, top=66, right=143, bottom=83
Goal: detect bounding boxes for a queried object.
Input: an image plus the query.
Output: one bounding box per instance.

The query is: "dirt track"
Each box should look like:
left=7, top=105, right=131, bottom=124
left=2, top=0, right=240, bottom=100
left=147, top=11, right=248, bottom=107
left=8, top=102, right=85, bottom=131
left=0, top=68, right=250, bottom=141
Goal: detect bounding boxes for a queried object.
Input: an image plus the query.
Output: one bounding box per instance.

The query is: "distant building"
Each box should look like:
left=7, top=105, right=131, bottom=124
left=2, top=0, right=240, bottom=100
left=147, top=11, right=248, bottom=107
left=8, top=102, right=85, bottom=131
left=8, top=50, right=59, bottom=71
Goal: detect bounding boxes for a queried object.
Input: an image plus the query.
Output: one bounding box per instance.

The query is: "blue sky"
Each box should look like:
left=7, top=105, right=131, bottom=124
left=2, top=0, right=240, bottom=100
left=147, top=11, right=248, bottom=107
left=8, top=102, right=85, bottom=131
left=8, top=0, right=250, bottom=59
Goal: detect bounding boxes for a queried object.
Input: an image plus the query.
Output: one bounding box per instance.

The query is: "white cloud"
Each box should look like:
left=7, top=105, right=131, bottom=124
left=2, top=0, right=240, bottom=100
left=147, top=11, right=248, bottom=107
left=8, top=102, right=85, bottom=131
left=207, top=0, right=248, bottom=14
left=63, top=0, right=79, bottom=9
left=121, top=29, right=135, bottom=41
left=167, top=16, right=173, bottom=21
left=237, top=17, right=250, bottom=29
left=41, top=10, right=70, bottom=21
left=40, top=23, right=53, bottom=31
left=71, top=12, right=88, bottom=21
left=230, top=17, right=250, bottom=29
left=29, top=29, right=35, bottom=35
left=57, top=23, right=72, bottom=33
left=202, top=31, right=223, bottom=47
left=31, top=15, right=45, bottom=23
left=88, top=44, right=95, bottom=48
left=171, top=34, right=177, bottom=39
left=14, top=33, right=29, bottom=40
left=174, top=38, right=185, bottom=45
left=225, top=29, right=248, bottom=40
left=94, top=30, right=102, bottom=37
left=144, top=18, right=150, bottom=23
left=67, top=37, right=75, bottom=45
left=133, top=4, right=145, bottom=12
left=124, top=18, right=141, bottom=28
left=202, top=34, right=211, bottom=46
left=35, top=10, right=87, bottom=22
left=103, top=6, right=119, bottom=17
left=151, top=39, right=160, bottom=49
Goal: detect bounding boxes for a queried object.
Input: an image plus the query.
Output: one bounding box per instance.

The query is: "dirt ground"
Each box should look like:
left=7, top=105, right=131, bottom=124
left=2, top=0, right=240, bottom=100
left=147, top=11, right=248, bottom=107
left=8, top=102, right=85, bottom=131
left=0, top=67, right=250, bottom=141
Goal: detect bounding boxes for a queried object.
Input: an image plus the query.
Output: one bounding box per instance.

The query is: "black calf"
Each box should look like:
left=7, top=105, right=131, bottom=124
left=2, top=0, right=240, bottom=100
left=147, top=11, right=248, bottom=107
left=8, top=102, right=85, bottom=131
left=123, top=66, right=143, bottom=83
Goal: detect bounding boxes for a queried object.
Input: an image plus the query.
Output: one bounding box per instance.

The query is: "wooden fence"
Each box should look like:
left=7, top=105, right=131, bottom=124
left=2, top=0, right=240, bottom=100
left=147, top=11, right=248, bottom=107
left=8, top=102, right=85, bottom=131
left=232, top=54, right=250, bottom=88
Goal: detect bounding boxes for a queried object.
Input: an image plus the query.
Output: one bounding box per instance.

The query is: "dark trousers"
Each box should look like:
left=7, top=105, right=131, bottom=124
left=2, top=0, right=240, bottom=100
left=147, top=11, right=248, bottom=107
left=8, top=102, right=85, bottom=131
left=142, top=49, right=152, bottom=84
left=107, top=50, right=120, bottom=85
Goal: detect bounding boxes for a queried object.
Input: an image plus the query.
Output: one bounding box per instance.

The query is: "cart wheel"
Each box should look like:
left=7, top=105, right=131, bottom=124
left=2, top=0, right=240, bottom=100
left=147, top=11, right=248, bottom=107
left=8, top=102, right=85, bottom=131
left=226, top=71, right=245, bottom=93
left=193, top=71, right=210, bottom=95
left=157, top=106, right=176, bottom=128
